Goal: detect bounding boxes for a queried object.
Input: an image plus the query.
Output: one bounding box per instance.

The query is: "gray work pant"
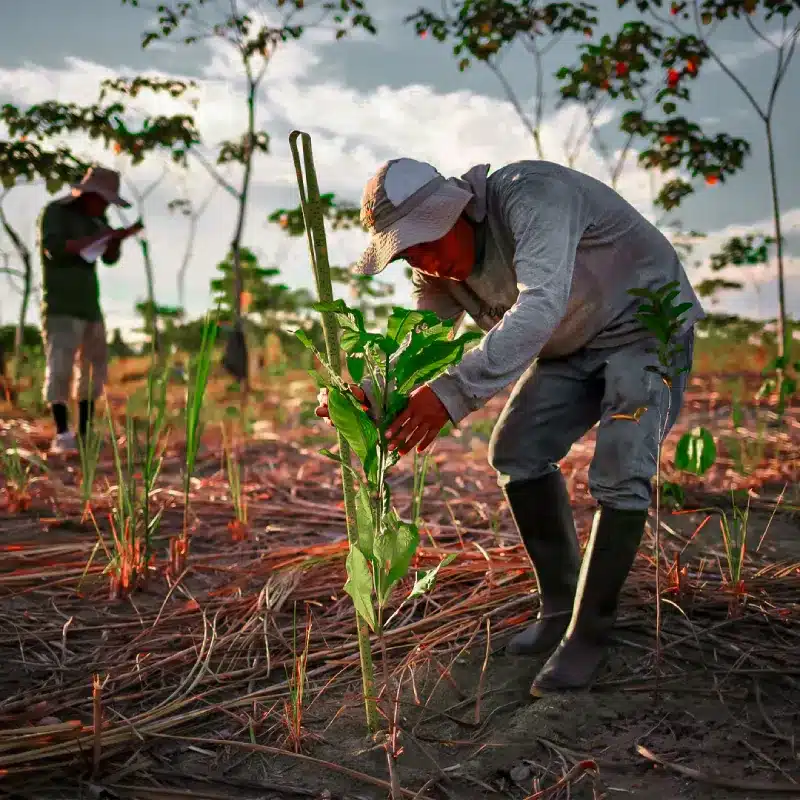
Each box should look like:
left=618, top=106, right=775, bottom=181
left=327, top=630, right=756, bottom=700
left=488, top=329, right=695, bottom=511
left=42, top=315, right=108, bottom=405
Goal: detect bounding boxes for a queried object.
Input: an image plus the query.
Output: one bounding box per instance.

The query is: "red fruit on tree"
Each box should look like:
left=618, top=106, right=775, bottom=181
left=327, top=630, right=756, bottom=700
left=705, top=174, right=719, bottom=186
left=615, top=61, right=629, bottom=77
left=686, top=59, right=698, bottom=74
left=662, top=135, right=679, bottom=144
left=667, top=69, right=681, bottom=88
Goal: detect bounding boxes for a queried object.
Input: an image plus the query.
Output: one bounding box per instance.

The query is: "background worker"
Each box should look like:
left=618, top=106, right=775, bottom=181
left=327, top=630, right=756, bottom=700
left=38, top=166, right=143, bottom=454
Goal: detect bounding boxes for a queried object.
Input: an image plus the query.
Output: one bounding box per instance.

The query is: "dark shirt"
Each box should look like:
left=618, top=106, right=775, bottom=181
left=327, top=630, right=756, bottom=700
left=38, top=197, right=120, bottom=321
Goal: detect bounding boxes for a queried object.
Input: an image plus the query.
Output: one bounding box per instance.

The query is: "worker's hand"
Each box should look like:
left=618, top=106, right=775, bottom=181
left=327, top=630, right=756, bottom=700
left=104, top=237, right=122, bottom=258
left=386, top=385, right=450, bottom=456
left=315, top=384, right=369, bottom=428
left=111, top=221, right=144, bottom=240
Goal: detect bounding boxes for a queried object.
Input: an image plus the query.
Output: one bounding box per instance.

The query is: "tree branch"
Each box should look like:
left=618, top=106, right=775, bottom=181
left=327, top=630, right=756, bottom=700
left=487, top=59, right=545, bottom=158
left=189, top=147, right=239, bottom=198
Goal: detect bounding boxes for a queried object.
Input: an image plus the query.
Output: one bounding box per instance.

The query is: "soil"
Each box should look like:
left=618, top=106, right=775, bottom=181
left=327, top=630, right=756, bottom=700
left=167, top=543, right=799, bottom=800
left=0, top=374, right=798, bottom=800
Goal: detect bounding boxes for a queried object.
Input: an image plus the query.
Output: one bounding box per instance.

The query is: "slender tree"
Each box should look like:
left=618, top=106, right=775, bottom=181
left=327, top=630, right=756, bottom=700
left=168, top=181, right=219, bottom=310
left=122, top=0, right=378, bottom=390
left=616, top=0, right=798, bottom=363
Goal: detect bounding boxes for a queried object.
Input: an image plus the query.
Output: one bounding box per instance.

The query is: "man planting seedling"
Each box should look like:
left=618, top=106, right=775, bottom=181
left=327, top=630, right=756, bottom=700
left=38, top=166, right=143, bottom=454
left=317, top=157, right=704, bottom=697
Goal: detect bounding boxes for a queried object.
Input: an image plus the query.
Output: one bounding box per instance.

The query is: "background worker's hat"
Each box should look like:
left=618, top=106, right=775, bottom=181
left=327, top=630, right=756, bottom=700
left=354, top=158, right=474, bottom=276
left=70, top=166, right=131, bottom=208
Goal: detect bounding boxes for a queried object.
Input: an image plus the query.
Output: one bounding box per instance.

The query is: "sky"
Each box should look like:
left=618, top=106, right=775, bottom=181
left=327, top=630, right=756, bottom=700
left=0, top=0, right=798, bottom=336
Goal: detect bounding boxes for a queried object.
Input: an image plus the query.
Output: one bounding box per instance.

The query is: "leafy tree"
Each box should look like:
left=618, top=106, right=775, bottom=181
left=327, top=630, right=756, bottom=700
left=553, top=17, right=750, bottom=211
left=0, top=79, right=200, bottom=384
left=405, top=2, right=750, bottom=282
left=614, top=0, right=799, bottom=363
left=122, top=0, right=378, bottom=389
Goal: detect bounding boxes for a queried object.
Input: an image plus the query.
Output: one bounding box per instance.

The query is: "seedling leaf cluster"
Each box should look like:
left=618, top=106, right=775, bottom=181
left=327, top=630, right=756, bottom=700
left=296, top=302, right=478, bottom=633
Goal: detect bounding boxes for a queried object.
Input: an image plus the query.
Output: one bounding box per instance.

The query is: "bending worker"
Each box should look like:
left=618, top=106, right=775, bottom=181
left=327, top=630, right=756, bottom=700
left=317, top=157, right=703, bottom=696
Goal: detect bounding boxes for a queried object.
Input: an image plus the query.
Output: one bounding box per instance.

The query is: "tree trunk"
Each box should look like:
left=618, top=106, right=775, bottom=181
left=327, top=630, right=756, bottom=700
left=137, top=236, right=160, bottom=354
left=0, top=204, right=33, bottom=387
left=765, top=119, right=789, bottom=363
left=226, top=79, right=258, bottom=392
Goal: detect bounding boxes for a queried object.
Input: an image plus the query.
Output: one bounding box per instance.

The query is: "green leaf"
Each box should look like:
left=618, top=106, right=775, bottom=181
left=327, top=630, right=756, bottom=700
left=408, top=553, right=457, bottom=599
left=394, top=340, right=465, bottom=394
left=295, top=329, right=316, bottom=352
left=354, top=483, right=375, bottom=559
left=327, top=386, right=379, bottom=481
left=674, top=427, right=716, bottom=475
left=319, top=448, right=341, bottom=463
left=343, top=546, right=376, bottom=631
left=387, top=307, right=438, bottom=344
left=314, top=299, right=365, bottom=332
left=348, top=354, right=365, bottom=383
left=374, top=517, right=420, bottom=605
left=671, top=301, right=694, bottom=319
left=660, top=480, right=685, bottom=510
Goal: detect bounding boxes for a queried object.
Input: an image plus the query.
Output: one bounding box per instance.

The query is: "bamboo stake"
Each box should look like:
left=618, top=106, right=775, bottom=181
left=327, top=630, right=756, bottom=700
left=289, top=130, right=379, bottom=734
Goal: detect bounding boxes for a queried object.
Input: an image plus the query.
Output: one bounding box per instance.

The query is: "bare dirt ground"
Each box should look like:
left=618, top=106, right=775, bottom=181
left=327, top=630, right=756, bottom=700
left=0, top=364, right=797, bottom=800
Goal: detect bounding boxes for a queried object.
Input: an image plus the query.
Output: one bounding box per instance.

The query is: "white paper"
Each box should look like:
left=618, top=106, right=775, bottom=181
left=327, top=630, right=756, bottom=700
left=80, top=233, right=112, bottom=263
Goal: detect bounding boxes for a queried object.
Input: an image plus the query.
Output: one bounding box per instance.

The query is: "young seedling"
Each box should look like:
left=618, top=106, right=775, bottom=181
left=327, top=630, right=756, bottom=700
left=295, top=301, right=477, bottom=724
left=282, top=603, right=314, bottom=753
left=171, top=314, right=218, bottom=575
left=290, top=130, right=379, bottom=734
left=222, top=423, right=248, bottom=542
left=627, top=281, right=695, bottom=675
left=77, top=415, right=103, bottom=522
left=719, top=496, right=750, bottom=617
left=757, top=354, right=799, bottom=421
left=0, top=438, right=33, bottom=513
left=103, top=363, right=170, bottom=598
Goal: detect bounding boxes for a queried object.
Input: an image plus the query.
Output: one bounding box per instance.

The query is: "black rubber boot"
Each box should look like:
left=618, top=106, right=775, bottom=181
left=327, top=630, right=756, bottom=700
left=504, top=471, right=582, bottom=656
left=530, top=505, right=648, bottom=695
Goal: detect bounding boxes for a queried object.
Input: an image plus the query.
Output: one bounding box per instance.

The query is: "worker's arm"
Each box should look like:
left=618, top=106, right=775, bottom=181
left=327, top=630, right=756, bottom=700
left=428, top=174, right=588, bottom=425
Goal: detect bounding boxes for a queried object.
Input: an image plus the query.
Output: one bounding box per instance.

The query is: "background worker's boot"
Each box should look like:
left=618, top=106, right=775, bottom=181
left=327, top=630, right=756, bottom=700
left=504, top=470, right=582, bottom=656
left=530, top=505, right=648, bottom=695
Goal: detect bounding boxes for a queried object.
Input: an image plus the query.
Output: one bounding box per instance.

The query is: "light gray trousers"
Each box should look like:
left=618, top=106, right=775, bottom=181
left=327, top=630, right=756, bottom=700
left=488, top=329, right=695, bottom=511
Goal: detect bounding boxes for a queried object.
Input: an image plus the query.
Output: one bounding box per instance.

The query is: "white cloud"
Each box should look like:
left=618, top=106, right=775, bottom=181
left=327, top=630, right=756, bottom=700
left=707, top=27, right=790, bottom=72
left=0, top=35, right=794, bottom=335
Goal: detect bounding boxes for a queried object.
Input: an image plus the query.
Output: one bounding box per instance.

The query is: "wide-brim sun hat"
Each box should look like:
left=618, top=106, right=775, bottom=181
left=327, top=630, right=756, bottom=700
left=70, top=165, right=131, bottom=208
left=354, top=158, right=474, bottom=276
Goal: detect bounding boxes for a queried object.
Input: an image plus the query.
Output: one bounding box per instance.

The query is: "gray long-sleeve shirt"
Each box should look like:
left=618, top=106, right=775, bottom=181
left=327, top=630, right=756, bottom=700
left=417, top=160, right=704, bottom=425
